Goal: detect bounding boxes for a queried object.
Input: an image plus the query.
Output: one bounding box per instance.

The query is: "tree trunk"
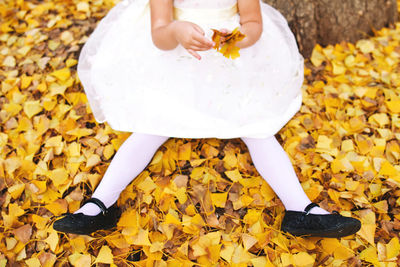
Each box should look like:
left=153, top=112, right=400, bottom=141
left=263, top=0, right=398, bottom=57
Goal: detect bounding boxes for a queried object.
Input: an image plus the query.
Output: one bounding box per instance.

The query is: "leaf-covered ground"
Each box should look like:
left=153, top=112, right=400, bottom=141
left=1, top=0, right=400, bottom=266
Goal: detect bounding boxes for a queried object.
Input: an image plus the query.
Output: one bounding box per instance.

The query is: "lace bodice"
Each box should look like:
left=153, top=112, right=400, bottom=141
left=174, top=0, right=237, bottom=9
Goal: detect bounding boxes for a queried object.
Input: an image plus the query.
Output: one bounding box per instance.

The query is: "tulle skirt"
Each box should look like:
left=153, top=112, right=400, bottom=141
left=77, top=0, right=304, bottom=138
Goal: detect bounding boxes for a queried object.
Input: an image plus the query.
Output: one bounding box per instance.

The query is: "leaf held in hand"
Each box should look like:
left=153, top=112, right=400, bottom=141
left=212, top=27, right=245, bottom=59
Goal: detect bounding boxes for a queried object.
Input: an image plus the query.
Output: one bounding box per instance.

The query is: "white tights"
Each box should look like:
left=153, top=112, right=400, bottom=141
left=76, top=133, right=328, bottom=215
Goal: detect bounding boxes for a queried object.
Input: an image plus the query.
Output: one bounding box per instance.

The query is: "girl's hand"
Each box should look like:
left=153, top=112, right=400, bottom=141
left=171, top=21, right=214, bottom=60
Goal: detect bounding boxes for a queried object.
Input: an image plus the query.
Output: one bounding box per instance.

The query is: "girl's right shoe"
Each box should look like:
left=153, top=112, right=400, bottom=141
left=281, top=203, right=361, bottom=238
left=53, top=198, right=121, bottom=235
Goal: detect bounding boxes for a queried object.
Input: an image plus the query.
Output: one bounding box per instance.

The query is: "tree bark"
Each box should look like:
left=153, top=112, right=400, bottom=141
left=263, top=0, right=398, bottom=57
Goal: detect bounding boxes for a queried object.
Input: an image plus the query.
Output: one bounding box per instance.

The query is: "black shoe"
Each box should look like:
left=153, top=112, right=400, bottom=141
left=53, top=198, right=121, bottom=235
left=281, top=203, right=361, bottom=238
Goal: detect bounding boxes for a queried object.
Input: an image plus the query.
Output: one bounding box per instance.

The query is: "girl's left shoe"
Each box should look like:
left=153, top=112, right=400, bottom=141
left=281, top=203, right=361, bottom=238
left=53, top=198, right=121, bottom=235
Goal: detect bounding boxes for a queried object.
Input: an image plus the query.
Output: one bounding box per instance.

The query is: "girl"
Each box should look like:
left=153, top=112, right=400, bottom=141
left=54, top=0, right=361, bottom=237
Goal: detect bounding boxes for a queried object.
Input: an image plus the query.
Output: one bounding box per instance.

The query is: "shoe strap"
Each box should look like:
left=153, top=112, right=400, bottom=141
left=83, top=198, right=107, bottom=215
left=304, top=203, right=320, bottom=215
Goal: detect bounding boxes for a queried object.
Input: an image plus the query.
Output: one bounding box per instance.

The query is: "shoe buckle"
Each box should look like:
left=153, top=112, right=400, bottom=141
left=83, top=198, right=108, bottom=215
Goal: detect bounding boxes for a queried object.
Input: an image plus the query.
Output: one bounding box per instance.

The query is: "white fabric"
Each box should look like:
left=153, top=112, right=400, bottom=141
left=77, top=0, right=304, bottom=139
left=242, top=136, right=329, bottom=214
left=174, top=0, right=237, bottom=9
left=76, top=133, right=168, bottom=215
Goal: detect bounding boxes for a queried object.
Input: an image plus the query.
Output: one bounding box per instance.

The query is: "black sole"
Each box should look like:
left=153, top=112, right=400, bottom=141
left=53, top=207, right=121, bottom=235
left=283, top=221, right=361, bottom=238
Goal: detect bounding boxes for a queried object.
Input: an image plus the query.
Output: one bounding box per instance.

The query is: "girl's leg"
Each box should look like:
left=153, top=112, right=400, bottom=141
left=76, top=132, right=169, bottom=215
left=241, top=136, right=329, bottom=214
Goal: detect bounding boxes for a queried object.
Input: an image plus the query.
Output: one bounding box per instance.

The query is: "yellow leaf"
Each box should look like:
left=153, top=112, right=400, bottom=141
left=333, top=245, right=355, bottom=260
left=85, top=154, right=101, bottom=168
left=379, top=161, right=398, bottom=176
left=386, top=237, right=400, bottom=259
left=220, top=242, right=235, bottom=262
left=341, top=139, right=354, bottom=152
left=70, top=237, right=87, bottom=253
left=45, top=135, right=63, bottom=148
left=316, top=135, right=332, bottom=151
left=9, top=203, right=25, bottom=217
left=50, top=68, right=71, bottom=81
left=178, top=142, right=191, bottom=160
left=211, top=192, right=228, bottom=208
left=271, top=234, right=289, bottom=252
left=46, top=199, right=68, bottom=215
left=8, top=183, right=25, bottom=199
left=66, top=59, right=78, bottom=67
left=21, top=75, right=33, bottom=90
left=150, top=241, right=164, bottom=253
left=132, top=229, right=151, bottom=246
left=67, top=128, right=94, bottom=138
left=164, top=213, right=181, bottom=225
left=251, top=257, right=271, bottom=267
left=232, top=244, right=251, bottom=264
left=106, top=234, right=130, bottom=249
left=4, top=103, right=22, bottom=116
left=103, top=144, right=115, bottom=160
left=77, top=2, right=90, bottom=12
left=292, top=252, right=315, bottom=267
left=49, top=168, right=69, bottom=187
left=43, top=97, right=57, bottom=111
left=23, top=100, right=42, bottom=118
left=25, top=257, right=41, bottom=267
left=61, top=31, right=74, bottom=44
left=32, top=214, right=48, bottom=230
left=320, top=238, right=340, bottom=254
left=137, top=176, right=157, bottom=193
left=117, top=209, right=139, bottom=228
left=225, top=169, right=242, bottom=182
left=94, top=245, right=114, bottom=264
left=242, top=233, right=257, bottom=251
left=369, top=113, right=389, bottom=127
left=212, top=27, right=245, bottom=59
left=243, top=209, right=262, bottom=225
left=68, top=253, right=91, bottom=267
left=332, top=61, right=346, bottom=75
left=373, top=200, right=388, bottom=213
left=357, top=210, right=376, bottom=245
left=311, top=45, right=325, bottom=67
left=49, top=83, right=67, bottom=96
left=345, top=180, right=359, bottom=191
left=260, top=182, right=276, bottom=201
left=6, top=237, right=17, bottom=250
left=359, top=246, right=379, bottom=265
left=175, top=187, right=187, bottom=204
left=44, top=230, right=59, bottom=252
left=386, top=100, right=400, bottom=113
left=2, top=55, right=16, bottom=67
left=356, top=39, right=375, bottom=54
left=31, top=180, right=47, bottom=194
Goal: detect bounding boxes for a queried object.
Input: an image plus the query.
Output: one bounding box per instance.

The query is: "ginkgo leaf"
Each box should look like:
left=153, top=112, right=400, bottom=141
left=94, top=246, right=114, bottom=264
left=212, top=27, right=245, bottom=59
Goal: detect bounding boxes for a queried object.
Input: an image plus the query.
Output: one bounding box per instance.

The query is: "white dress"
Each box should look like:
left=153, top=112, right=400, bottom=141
left=77, top=0, right=304, bottom=139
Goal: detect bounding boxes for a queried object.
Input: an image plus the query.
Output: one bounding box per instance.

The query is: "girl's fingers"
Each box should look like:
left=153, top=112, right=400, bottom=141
left=220, top=28, right=230, bottom=34
left=187, top=49, right=201, bottom=60
left=192, top=23, right=205, bottom=36
left=192, top=33, right=214, bottom=47
left=191, top=39, right=213, bottom=50
left=189, top=45, right=211, bottom=51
